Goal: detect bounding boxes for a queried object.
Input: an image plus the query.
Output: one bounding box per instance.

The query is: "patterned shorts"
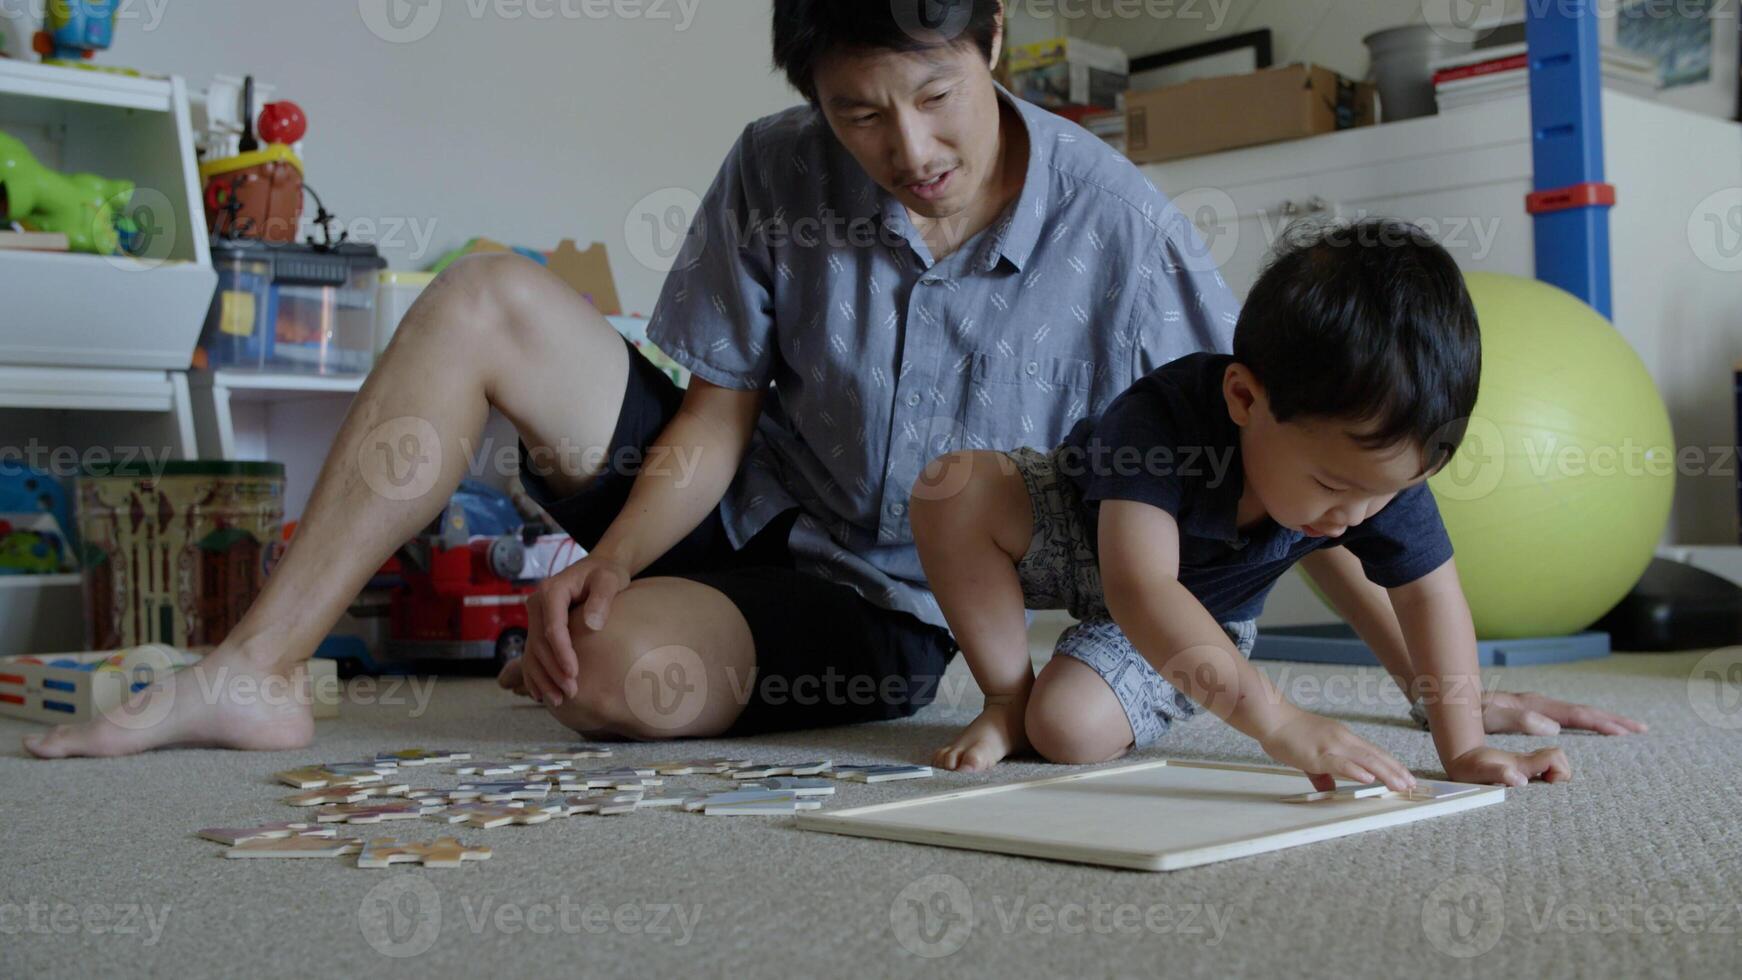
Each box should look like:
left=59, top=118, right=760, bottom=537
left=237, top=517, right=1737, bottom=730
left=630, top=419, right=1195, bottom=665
left=1007, top=447, right=1258, bottom=748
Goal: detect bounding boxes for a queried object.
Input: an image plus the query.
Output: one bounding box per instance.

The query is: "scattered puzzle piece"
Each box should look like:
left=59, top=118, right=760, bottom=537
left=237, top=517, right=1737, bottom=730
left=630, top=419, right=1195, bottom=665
left=450, top=781, right=551, bottom=802
left=1279, top=782, right=1407, bottom=804
left=565, top=791, right=643, bottom=815
left=451, top=761, right=534, bottom=776
left=283, top=787, right=374, bottom=807
left=506, top=744, right=613, bottom=761
left=701, top=791, right=822, bottom=815
left=836, top=765, right=933, bottom=783
left=314, top=800, right=446, bottom=824
left=747, top=777, right=835, bottom=797
left=275, top=767, right=385, bottom=790
left=434, top=802, right=554, bottom=829
left=198, top=822, right=337, bottom=846
left=226, top=835, right=362, bottom=859
left=357, top=837, right=492, bottom=869
left=374, top=749, right=471, bottom=767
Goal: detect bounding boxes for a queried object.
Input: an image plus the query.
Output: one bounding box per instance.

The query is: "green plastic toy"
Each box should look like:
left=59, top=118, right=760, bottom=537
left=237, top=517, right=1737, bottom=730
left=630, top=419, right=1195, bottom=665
left=0, top=129, right=135, bottom=254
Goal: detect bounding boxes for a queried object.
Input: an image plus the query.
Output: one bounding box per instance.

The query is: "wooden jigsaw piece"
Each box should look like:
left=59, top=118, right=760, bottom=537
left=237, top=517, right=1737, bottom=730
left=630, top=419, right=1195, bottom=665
left=198, top=822, right=338, bottom=846
left=449, top=781, right=551, bottom=802
left=274, top=766, right=386, bottom=790
left=745, top=777, right=835, bottom=797
left=314, top=800, right=446, bottom=824
left=435, top=802, right=554, bottom=829
left=225, top=835, right=363, bottom=859
left=284, top=783, right=414, bottom=807
left=357, top=837, right=492, bottom=868
left=374, top=749, right=471, bottom=767
left=506, top=744, right=613, bottom=761
left=835, top=765, right=933, bottom=783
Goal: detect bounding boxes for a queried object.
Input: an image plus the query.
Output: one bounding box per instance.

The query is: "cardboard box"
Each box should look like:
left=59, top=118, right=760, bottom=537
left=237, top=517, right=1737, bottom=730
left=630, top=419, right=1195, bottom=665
left=1010, top=36, right=1129, bottom=111
left=1124, top=64, right=1377, bottom=165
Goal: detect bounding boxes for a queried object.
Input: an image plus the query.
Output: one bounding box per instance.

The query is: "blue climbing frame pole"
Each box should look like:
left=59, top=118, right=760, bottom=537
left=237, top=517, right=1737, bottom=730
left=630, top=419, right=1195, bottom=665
left=1524, top=0, right=1616, bottom=319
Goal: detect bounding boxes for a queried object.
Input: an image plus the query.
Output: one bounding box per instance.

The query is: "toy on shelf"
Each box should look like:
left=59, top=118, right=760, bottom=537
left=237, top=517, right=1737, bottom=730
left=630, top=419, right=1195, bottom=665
left=200, top=79, right=307, bottom=244
left=32, top=0, right=116, bottom=65
left=0, top=130, right=136, bottom=255
left=0, top=467, right=77, bottom=574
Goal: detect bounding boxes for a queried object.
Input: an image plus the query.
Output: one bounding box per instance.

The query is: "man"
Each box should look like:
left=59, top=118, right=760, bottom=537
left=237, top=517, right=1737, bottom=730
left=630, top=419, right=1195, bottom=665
left=26, top=0, right=1641, bottom=759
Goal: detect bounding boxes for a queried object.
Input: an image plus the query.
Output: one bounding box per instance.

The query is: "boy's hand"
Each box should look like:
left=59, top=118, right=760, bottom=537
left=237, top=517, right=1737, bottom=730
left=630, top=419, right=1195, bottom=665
left=1445, top=745, right=1572, bottom=786
left=1259, top=709, right=1417, bottom=793
left=1482, top=691, right=1647, bottom=737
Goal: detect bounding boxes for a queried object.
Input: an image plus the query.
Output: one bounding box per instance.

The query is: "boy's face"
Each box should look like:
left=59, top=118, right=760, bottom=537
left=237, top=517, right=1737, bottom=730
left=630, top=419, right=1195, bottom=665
left=1223, top=365, right=1431, bottom=539
left=811, top=39, right=1006, bottom=222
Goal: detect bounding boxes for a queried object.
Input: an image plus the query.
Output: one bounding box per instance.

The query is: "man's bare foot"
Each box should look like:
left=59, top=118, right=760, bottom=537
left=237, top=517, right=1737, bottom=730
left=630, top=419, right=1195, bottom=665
left=934, top=697, right=1030, bottom=772
left=23, top=652, right=316, bottom=759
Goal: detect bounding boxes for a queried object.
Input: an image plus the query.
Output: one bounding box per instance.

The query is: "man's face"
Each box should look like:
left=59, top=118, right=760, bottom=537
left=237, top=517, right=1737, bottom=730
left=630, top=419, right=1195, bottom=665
left=811, top=42, right=1005, bottom=221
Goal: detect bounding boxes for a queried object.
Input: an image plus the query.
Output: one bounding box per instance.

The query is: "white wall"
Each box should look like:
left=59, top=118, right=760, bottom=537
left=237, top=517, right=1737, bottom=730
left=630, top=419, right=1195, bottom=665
left=3, top=0, right=801, bottom=316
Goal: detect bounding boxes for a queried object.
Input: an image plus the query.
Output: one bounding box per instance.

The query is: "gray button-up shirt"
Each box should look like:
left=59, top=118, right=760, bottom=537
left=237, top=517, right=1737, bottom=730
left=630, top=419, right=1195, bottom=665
left=647, top=87, right=1239, bottom=630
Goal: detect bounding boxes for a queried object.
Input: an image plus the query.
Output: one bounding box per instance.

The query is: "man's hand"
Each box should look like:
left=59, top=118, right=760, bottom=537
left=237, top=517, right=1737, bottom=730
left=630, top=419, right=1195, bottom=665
left=1445, top=745, right=1571, bottom=786
left=1259, top=708, right=1417, bottom=793
left=510, top=554, right=634, bottom=707
left=1481, top=690, right=1647, bottom=737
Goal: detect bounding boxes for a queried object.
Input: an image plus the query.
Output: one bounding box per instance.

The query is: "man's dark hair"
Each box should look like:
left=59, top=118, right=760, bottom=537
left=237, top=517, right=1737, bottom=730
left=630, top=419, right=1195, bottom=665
left=772, top=0, right=1004, bottom=102
left=1232, top=218, right=1482, bottom=474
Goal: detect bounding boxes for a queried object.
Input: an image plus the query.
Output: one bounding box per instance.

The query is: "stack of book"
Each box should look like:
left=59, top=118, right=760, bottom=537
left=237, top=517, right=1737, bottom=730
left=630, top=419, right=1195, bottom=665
left=1432, top=43, right=1661, bottom=112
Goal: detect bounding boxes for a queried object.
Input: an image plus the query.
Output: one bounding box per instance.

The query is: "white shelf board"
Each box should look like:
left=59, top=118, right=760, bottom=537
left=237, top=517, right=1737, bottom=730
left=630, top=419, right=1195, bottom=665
left=192, top=371, right=366, bottom=402
left=0, top=366, right=177, bottom=412
left=0, top=573, right=81, bottom=590
left=0, top=57, right=173, bottom=113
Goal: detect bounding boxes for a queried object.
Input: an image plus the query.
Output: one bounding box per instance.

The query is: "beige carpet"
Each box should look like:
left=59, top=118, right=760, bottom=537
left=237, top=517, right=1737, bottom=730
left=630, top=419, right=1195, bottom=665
left=4, top=626, right=1740, bottom=979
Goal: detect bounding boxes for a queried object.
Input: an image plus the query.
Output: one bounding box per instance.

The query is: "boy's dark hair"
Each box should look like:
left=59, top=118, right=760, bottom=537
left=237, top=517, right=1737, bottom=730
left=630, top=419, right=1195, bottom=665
left=1232, top=218, right=1482, bottom=474
left=772, top=0, right=1004, bottom=102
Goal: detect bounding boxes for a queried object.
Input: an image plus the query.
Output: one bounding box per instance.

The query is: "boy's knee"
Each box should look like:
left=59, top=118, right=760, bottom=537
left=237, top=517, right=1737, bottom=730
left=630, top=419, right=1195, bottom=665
left=1025, top=672, right=1133, bottom=766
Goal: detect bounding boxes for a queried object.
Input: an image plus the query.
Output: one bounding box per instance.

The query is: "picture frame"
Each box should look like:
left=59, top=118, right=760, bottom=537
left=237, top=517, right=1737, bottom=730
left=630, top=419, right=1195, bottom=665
left=1128, top=29, right=1274, bottom=93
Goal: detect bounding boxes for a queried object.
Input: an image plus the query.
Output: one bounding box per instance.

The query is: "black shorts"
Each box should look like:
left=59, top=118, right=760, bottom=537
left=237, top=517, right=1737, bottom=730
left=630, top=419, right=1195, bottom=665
left=517, top=337, right=957, bottom=736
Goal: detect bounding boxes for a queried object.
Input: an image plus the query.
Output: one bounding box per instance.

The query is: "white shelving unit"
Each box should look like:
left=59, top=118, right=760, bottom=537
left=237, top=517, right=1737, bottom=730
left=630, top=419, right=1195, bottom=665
left=0, top=58, right=216, bottom=370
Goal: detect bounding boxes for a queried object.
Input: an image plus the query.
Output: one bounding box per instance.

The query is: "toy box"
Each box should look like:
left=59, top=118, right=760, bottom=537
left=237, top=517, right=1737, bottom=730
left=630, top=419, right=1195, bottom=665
left=1009, top=36, right=1129, bottom=111
left=1124, top=64, right=1378, bottom=164
left=0, top=646, right=339, bottom=724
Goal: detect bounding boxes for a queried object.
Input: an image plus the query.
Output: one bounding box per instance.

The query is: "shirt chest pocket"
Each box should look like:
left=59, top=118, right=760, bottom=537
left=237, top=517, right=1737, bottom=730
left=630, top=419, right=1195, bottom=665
left=971, top=351, right=1095, bottom=389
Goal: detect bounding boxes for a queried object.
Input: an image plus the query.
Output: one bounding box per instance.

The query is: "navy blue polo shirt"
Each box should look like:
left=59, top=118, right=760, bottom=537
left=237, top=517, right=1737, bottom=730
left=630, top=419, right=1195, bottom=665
left=1057, top=352, right=1454, bottom=623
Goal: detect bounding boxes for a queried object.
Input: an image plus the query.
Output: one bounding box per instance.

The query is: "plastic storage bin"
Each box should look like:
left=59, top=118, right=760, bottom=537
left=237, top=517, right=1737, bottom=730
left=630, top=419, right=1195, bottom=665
left=198, top=239, right=386, bottom=375
left=374, top=270, right=436, bottom=356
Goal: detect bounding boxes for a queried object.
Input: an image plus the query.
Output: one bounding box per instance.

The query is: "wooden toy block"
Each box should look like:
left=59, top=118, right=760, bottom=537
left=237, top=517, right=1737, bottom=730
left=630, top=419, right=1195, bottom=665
left=451, top=761, right=533, bottom=776
left=748, top=777, right=836, bottom=797
left=225, top=835, right=363, bottom=859
left=374, top=749, right=471, bottom=767
left=838, top=765, right=933, bottom=783
left=357, top=837, right=492, bottom=869
left=507, top=744, right=613, bottom=761
left=435, top=802, right=553, bottom=829
left=314, top=800, right=446, bottom=824
left=450, top=781, right=551, bottom=802
left=275, top=767, right=384, bottom=790
left=197, top=822, right=337, bottom=846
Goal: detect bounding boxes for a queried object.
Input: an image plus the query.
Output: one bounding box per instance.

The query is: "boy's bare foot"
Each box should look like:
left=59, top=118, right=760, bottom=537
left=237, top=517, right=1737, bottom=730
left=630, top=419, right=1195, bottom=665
left=22, top=653, right=316, bottom=759
left=934, top=696, right=1030, bottom=772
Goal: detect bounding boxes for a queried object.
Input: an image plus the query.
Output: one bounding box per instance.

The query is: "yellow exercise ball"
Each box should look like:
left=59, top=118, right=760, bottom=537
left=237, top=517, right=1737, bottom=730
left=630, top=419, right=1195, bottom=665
left=1427, top=273, right=1675, bottom=639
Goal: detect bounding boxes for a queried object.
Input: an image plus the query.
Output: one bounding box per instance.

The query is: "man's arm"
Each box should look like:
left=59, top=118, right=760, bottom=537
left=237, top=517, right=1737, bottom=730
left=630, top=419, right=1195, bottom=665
left=1098, top=500, right=1415, bottom=790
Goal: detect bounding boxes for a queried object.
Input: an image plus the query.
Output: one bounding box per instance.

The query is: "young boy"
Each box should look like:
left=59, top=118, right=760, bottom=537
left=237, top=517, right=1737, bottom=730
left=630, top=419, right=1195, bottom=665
left=910, top=219, right=1572, bottom=791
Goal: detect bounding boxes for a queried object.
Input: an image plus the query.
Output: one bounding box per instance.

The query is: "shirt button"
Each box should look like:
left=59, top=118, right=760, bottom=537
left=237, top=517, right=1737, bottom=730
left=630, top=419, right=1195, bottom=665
left=1026, top=361, right=1039, bottom=376
left=889, top=502, right=907, bottom=517
left=906, top=393, right=922, bottom=407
